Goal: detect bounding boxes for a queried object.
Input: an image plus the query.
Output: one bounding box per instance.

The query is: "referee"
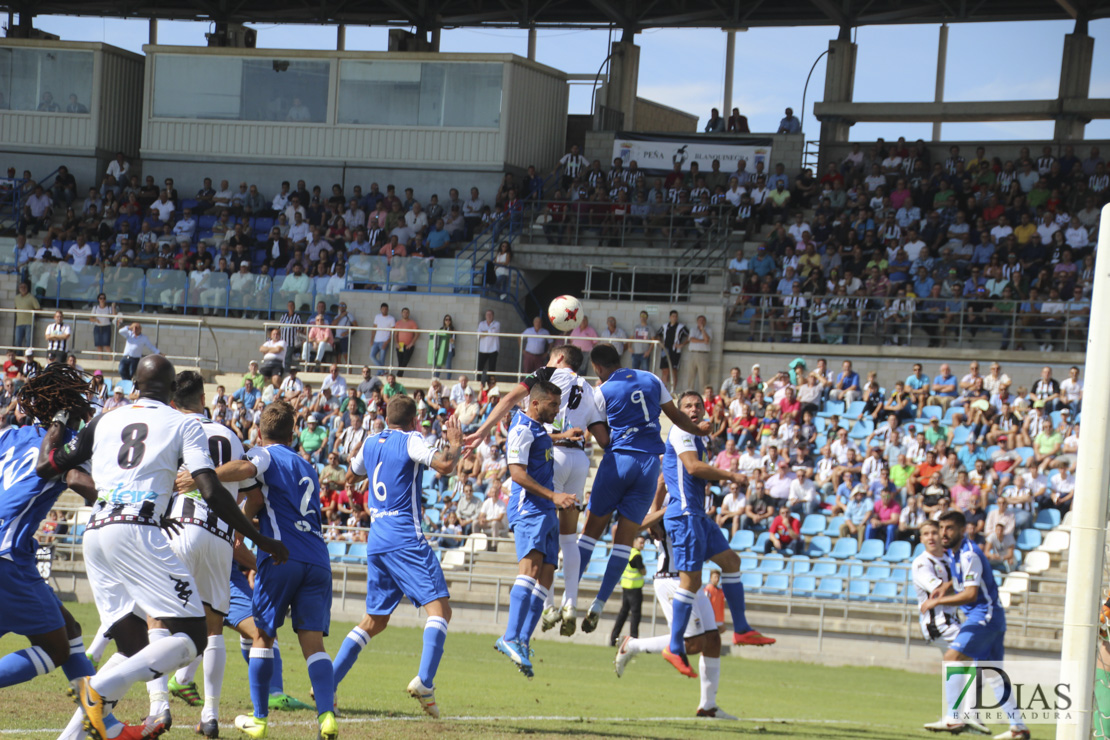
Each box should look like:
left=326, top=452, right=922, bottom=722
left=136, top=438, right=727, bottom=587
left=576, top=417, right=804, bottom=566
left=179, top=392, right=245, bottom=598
left=278, top=300, right=302, bottom=372
left=609, top=535, right=646, bottom=646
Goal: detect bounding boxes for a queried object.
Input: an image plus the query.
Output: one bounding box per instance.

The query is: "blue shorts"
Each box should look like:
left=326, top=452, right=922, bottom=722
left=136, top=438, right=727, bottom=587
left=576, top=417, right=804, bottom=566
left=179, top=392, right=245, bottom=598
left=666, top=514, right=731, bottom=573
left=510, top=510, right=560, bottom=566
left=225, top=567, right=254, bottom=629
left=588, top=450, right=661, bottom=525
left=0, top=559, right=65, bottom=637
left=950, top=614, right=1006, bottom=662
left=364, top=542, right=450, bottom=615
left=253, top=559, right=332, bottom=637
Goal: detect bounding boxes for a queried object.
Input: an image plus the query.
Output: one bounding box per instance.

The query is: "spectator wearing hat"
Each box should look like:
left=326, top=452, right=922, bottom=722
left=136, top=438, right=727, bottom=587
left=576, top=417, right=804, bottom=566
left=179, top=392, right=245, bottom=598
left=839, top=484, right=873, bottom=546
left=299, top=414, right=329, bottom=464
left=103, top=384, right=129, bottom=413
left=242, top=360, right=264, bottom=389
left=456, top=387, right=481, bottom=434
left=20, top=348, right=41, bottom=379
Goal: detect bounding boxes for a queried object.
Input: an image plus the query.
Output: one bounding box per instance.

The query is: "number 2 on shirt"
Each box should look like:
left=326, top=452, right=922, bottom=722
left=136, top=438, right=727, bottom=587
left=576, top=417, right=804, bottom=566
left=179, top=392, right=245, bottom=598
left=630, top=389, right=650, bottom=421
left=298, top=476, right=316, bottom=517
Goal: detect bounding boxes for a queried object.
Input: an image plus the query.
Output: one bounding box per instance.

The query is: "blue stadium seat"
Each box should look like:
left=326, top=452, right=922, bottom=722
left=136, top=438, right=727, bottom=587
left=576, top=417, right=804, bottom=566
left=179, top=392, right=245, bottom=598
left=824, top=516, right=845, bottom=536
left=814, top=417, right=828, bottom=433
left=327, top=541, right=347, bottom=562
left=1033, top=509, right=1061, bottom=531
left=762, top=574, right=789, bottom=595
left=837, top=562, right=864, bottom=579
left=810, top=559, right=837, bottom=577
left=198, top=214, right=218, bottom=229
left=857, top=539, right=885, bottom=561
left=806, top=535, right=832, bottom=558
left=590, top=545, right=609, bottom=561
left=740, top=572, right=762, bottom=592
left=1016, top=529, right=1042, bottom=551
left=849, top=420, right=873, bottom=440
left=115, top=379, right=134, bottom=395
left=583, top=560, right=607, bottom=580
left=845, top=401, right=866, bottom=418
left=916, top=405, right=943, bottom=425
left=731, top=530, right=755, bottom=550
left=791, top=576, right=816, bottom=597
left=912, top=542, right=926, bottom=559
left=847, top=580, right=870, bottom=601
left=758, top=553, right=785, bottom=573
left=882, top=541, right=912, bottom=563
left=252, top=216, right=274, bottom=232
left=341, top=542, right=366, bottom=563
left=425, top=509, right=441, bottom=526
left=800, top=514, right=827, bottom=537
left=863, top=564, right=891, bottom=581
left=942, top=406, right=960, bottom=425
left=869, top=581, right=901, bottom=603
left=820, top=400, right=845, bottom=417
left=740, top=556, right=758, bottom=571
left=789, top=557, right=811, bottom=574
left=421, top=469, right=437, bottom=489
left=754, top=532, right=771, bottom=551
left=1014, top=447, right=1035, bottom=465
left=816, top=578, right=843, bottom=599
left=829, top=537, right=858, bottom=559
left=950, top=426, right=971, bottom=446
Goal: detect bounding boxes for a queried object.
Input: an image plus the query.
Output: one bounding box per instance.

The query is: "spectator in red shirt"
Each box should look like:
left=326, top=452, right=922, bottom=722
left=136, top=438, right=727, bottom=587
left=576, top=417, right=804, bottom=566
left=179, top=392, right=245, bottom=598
left=777, top=386, right=801, bottom=422
left=864, top=489, right=902, bottom=548
left=2, top=350, right=21, bottom=380
left=763, top=504, right=802, bottom=555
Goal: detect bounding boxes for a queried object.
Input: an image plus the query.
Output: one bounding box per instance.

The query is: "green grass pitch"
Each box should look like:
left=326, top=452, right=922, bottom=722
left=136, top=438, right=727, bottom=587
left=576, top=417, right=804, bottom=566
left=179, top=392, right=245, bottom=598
left=1, top=601, right=960, bottom=739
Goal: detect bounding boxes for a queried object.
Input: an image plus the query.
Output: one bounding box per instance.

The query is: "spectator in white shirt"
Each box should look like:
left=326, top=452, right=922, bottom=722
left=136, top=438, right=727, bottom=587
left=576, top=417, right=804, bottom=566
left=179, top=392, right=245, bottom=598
left=44, top=311, right=72, bottom=354
left=115, top=318, right=160, bottom=380
left=520, top=317, right=552, bottom=374
left=788, top=466, right=819, bottom=516
left=476, top=309, right=500, bottom=384
left=715, top=481, right=747, bottom=536
left=1059, top=365, right=1083, bottom=414
left=106, top=152, right=129, bottom=181
left=151, top=191, right=175, bottom=223
left=477, top=485, right=507, bottom=541
left=173, top=208, right=197, bottom=244
left=598, top=316, right=628, bottom=358
left=369, top=302, right=396, bottom=373
left=449, top=375, right=470, bottom=409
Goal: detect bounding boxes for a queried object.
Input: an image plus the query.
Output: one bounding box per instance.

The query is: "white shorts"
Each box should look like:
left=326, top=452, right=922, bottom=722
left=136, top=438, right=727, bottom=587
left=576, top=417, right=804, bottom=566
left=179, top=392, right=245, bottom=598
left=168, top=525, right=234, bottom=615
left=553, top=446, right=590, bottom=510
left=921, top=617, right=961, bottom=647
left=653, top=576, right=718, bottom=638
left=84, top=524, right=205, bottom=627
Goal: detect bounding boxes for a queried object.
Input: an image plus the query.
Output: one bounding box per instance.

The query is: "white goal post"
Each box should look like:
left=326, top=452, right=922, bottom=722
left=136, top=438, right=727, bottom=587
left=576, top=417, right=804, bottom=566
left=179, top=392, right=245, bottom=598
left=1058, top=204, right=1110, bottom=740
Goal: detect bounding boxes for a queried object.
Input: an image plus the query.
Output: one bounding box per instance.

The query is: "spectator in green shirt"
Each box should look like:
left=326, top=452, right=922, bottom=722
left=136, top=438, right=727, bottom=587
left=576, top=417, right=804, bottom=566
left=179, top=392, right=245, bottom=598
left=889, top=453, right=915, bottom=492
left=242, top=359, right=265, bottom=389
left=299, top=414, right=330, bottom=463
left=339, top=387, right=366, bottom=417
left=382, top=372, right=406, bottom=398
left=924, top=417, right=947, bottom=446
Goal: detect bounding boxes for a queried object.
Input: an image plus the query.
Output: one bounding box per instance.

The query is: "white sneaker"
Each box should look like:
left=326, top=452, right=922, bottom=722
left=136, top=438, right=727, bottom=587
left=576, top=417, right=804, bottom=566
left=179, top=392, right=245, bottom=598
left=540, top=606, right=562, bottom=632
left=613, top=635, right=633, bottom=678
left=923, top=718, right=966, bottom=733
left=697, top=706, right=739, bottom=720
left=963, top=718, right=991, bottom=735
left=406, top=676, right=439, bottom=719
left=992, top=729, right=1030, bottom=740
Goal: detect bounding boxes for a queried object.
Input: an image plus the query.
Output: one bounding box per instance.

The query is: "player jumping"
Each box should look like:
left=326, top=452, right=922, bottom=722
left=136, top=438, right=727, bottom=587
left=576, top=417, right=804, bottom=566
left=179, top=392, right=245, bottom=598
left=495, top=380, right=577, bottom=677
left=464, top=344, right=609, bottom=636
left=214, top=401, right=338, bottom=740
left=921, top=510, right=1030, bottom=739
left=332, top=397, right=463, bottom=718
left=576, top=344, right=709, bottom=634
left=37, top=355, right=287, bottom=740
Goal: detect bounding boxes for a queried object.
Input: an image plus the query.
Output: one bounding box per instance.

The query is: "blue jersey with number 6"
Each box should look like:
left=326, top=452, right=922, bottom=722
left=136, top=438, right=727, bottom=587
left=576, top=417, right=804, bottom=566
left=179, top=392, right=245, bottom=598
left=598, top=369, right=673, bottom=455
left=350, top=429, right=437, bottom=554
left=246, top=444, right=330, bottom=568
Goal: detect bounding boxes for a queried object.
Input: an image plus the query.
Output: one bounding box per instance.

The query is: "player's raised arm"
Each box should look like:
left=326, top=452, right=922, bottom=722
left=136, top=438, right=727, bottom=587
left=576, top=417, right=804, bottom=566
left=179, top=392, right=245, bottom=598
left=216, top=458, right=259, bottom=483
left=429, top=413, right=464, bottom=475
left=464, top=382, right=528, bottom=448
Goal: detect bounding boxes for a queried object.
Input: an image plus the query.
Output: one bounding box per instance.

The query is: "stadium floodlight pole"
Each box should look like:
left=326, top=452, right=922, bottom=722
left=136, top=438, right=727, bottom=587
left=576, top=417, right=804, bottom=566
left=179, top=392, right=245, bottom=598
left=1056, top=203, right=1110, bottom=740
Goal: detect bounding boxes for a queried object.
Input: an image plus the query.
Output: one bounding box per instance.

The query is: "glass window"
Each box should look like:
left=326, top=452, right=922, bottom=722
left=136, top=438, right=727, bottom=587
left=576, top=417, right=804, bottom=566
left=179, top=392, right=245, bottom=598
left=338, top=61, right=501, bottom=128
left=152, top=55, right=330, bottom=123
left=0, top=47, right=93, bottom=113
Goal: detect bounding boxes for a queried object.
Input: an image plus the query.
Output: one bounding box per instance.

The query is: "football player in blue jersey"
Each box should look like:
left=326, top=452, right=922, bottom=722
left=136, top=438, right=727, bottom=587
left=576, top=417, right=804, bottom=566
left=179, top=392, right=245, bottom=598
left=495, top=380, right=577, bottom=677
left=656, top=391, right=774, bottom=679
left=0, top=383, right=99, bottom=694
left=331, top=396, right=463, bottom=718
left=921, top=510, right=1029, bottom=739
left=214, top=401, right=338, bottom=740
left=576, top=344, right=710, bottom=634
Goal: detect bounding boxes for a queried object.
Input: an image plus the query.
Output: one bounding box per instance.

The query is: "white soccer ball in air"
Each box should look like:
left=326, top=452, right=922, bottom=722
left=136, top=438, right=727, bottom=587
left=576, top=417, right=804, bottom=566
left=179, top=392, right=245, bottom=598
left=548, top=295, right=583, bottom=332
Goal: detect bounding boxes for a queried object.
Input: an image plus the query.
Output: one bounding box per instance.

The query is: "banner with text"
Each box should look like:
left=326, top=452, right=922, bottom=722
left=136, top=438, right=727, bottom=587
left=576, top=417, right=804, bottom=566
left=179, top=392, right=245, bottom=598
left=612, top=132, right=773, bottom=178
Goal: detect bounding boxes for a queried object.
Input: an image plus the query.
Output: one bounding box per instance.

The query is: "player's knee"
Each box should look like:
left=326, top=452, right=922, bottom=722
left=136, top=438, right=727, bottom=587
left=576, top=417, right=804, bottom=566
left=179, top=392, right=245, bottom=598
left=703, top=630, right=722, bottom=657
left=717, top=550, right=741, bottom=572
left=684, top=635, right=706, bottom=655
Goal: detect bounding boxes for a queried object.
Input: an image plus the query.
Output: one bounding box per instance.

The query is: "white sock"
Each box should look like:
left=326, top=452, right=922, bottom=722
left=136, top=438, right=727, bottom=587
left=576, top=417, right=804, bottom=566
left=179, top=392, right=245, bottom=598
left=91, top=633, right=197, bottom=704
left=87, top=628, right=112, bottom=662
left=559, top=533, right=581, bottom=608
left=175, top=655, right=201, bottom=686
left=985, top=670, right=1027, bottom=729
left=698, top=656, right=720, bottom=710
left=944, top=670, right=966, bottom=724
left=201, top=635, right=226, bottom=723
left=544, top=588, right=555, bottom=610
left=589, top=598, right=604, bottom=614
left=626, top=634, right=670, bottom=655
left=146, top=629, right=171, bottom=718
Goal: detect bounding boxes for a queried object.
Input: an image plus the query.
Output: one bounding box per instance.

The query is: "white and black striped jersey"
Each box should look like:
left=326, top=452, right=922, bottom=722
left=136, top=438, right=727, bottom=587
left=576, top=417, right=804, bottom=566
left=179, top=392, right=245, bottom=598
left=52, top=399, right=214, bottom=529
left=521, top=366, right=605, bottom=445
left=652, top=526, right=677, bottom=578
left=912, top=550, right=960, bottom=640
left=168, top=416, right=244, bottom=542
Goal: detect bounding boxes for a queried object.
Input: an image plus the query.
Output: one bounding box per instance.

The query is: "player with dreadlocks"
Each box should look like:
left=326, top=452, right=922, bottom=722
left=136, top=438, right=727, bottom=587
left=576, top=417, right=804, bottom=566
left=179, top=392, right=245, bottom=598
left=0, top=366, right=104, bottom=706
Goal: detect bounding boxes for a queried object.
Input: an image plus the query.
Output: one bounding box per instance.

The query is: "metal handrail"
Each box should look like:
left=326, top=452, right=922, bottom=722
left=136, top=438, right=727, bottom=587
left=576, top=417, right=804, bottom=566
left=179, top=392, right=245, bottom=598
left=583, top=263, right=724, bottom=302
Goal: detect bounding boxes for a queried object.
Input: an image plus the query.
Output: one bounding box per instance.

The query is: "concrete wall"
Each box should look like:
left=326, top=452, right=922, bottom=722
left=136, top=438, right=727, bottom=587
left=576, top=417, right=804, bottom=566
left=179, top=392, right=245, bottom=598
left=633, top=98, right=697, bottom=133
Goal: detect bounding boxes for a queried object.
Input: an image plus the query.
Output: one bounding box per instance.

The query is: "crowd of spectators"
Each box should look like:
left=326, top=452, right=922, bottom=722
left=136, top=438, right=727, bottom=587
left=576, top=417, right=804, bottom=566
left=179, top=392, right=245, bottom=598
left=701, top=356, right=1081, bottom=571
left=725, top=141, right=1106, bottom=351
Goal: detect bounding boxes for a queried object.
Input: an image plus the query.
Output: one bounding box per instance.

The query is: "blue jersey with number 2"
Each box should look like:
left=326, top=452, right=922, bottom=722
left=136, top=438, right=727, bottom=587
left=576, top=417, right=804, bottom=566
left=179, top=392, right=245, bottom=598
left=247, top=444, right=330, bottom=569
left=598, top=369, right=672, bottom=455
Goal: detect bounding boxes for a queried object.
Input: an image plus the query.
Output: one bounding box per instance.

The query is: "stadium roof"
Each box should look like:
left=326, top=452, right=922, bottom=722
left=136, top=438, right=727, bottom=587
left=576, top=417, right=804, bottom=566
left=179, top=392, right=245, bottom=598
left=6, top=0, right=1109, bottom=31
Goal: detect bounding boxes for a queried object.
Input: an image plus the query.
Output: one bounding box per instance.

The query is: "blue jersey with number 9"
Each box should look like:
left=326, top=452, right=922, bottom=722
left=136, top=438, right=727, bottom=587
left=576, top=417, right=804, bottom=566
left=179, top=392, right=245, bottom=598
left=350, top=429, right=438, bottom=554
left=598, top=369, right=673, bottom=455
left=246, top=444, right=330, bottom=568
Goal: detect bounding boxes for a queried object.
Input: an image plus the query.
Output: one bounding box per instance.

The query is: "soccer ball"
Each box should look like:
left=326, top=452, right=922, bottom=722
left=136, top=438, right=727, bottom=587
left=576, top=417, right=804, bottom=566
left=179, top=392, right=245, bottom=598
left=548, top=295, right=582, bottom=332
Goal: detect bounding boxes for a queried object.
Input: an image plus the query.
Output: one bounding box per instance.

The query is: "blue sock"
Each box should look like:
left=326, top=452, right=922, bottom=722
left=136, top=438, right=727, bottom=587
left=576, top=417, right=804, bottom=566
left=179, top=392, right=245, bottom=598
left=61, top=637, right=95, bottom=681
left=0, top=646, right=54, bottom=688
left=518, top=584, right=549, bottom=644
left=306, top=652, right=334, bottom=717
left=720, top=572, right=752, bottom=633
left=504, top=575, right=536, bottom=642
left=596, top=544, right=631, bottom=605
left=332, top=627, right=370, bottom=691
left=418, top=617, right=448, bottom=688
left=248, top=648, right=274, bottom=719
left=575, top=536, right=598, bottom=584
left=271, top=640, right=285, bottom=694
left=668, top=588, right=696, bottom=654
